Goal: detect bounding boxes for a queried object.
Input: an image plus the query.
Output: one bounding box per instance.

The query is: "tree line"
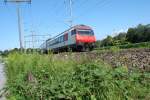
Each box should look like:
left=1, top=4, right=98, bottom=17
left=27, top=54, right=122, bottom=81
left=96, top=24, right=150, bottom=47
left=0, top=48, right=42, bottom=57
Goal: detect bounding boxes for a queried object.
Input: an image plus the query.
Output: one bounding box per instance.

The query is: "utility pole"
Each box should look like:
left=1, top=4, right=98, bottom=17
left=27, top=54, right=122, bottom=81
left=4, top=0, right=31, bottom=50
left=17, top=6, right=23, bottom=49
left=64, top=0, right=73, bottom=27
left=31, top=31, right=35, bottom=49
left=69, top=0, right=73, bottom=27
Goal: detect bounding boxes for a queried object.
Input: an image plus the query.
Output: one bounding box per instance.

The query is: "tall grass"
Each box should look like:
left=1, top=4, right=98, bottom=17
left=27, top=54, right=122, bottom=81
left=5, top=52, right=150, bottom=100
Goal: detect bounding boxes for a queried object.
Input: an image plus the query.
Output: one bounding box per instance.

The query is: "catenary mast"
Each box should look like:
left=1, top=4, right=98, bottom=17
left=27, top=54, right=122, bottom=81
left=4, top=0, right=31, bottom=50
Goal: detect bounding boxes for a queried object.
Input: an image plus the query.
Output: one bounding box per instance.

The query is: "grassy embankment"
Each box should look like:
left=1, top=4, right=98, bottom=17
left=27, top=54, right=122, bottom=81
left=94, top=42, right=150, bottom=51
left=4, top=52, right=150, bottom=100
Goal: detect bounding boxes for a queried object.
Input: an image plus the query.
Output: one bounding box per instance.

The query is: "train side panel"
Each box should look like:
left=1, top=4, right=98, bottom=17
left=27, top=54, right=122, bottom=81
left=65, top=31, right=76, bottom=46
left=46, top=30, right=76, bottom=51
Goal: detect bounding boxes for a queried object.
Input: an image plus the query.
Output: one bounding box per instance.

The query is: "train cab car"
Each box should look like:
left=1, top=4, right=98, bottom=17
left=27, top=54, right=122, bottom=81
left=74, top=25, right=96, bottom=51
left=40, top=25, right=96, bottom=52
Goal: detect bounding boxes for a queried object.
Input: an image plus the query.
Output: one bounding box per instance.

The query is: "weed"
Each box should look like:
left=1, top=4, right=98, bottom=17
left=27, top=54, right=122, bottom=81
left=4, top=52, right=150, bottom=100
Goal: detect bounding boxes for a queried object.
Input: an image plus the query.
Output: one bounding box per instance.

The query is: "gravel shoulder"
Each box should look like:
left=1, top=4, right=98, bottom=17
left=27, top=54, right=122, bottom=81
left=0, top=63, right=6, bottom=100
left=55, top=48, right=150, bottom=71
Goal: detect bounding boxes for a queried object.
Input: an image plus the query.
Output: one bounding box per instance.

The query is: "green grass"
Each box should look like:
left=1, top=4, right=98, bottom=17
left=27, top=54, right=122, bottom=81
left=94, top=42, right=150, bottom=51
left=4, top=52, right=150, bottom=100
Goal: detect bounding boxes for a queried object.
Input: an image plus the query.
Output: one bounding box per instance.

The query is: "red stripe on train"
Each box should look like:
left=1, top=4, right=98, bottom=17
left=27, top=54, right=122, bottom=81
left=76, top=34, right=96, bottom=43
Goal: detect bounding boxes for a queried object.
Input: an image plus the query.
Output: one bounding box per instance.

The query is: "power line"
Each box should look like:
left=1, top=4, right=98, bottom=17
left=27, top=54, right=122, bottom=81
left=23, top=1, right=47, bottom=49
left=77, top=0, right=105, bottom=17
left=75, top=0, right=90, bottom=8
left=76, top=0, right=111, bottom=20
left=50, top=0, right=65, bottom=18
left=24, top=34, right=51, bottom=49
left=63, top=0, right=73, bottom=27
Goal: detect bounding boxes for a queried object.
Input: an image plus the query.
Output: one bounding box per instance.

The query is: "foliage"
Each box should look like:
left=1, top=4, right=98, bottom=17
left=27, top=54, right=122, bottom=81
left=95, top=24, right=150, bottom=48
left=94, top=42, right=150, bottom=51
left=0, top=48, right=43, bottom=57
left=1, top=50, right=9, bottom=57
left=0, top=51, right=2, bottom=55
left=118, top=42, right=150, bottom=49
left=113, top=32, right=128, bottom=45
left=101, top=36, right=114, bottom=47
left=126, top=24, right=150, bottom=43
left=94, top=40, right=101, bottom=48
left=4, top=53, right=150, bottom=100
left=109, top=46, right=120, bottom=53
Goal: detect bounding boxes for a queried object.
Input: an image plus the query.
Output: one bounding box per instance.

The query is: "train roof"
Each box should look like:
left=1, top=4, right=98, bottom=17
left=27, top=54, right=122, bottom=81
left=48, top=24, right=92, bottom=41
left=73, top=24, right=92, bottom=30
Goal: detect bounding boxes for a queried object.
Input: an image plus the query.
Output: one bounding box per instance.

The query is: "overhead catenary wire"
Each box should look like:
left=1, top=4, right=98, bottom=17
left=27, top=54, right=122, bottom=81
left=23, top=3, right=36, bottom=49
left=23, top=0, right=54, bottom=49
left=49, top=0, right=65, bottom=19
left=74, top=0, right=90, bottom=8
left=76, top=0, right=111, bottom=20
left=41, top=0, right=68, bottom=34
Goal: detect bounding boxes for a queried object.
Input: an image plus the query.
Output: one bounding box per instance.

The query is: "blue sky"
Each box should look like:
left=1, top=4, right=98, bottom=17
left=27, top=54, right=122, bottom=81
left=0, top=0, right=150, bottom=50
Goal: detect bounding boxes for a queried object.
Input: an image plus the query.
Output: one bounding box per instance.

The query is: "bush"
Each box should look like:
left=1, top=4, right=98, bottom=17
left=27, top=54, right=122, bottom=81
left=94, top=42, right=150, bottom=51
left=118, top=42, right=150, bottom=49
left=5, top=53, right=150, bottom=100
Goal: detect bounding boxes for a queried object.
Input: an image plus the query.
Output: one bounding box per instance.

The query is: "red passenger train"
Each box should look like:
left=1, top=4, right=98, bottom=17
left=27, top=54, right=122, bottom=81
left=40, top=25, right=96, bottom=52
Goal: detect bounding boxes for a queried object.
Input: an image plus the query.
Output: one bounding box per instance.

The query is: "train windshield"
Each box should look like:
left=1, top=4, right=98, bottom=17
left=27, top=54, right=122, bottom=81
left=77, top=30, right=94, bottom=36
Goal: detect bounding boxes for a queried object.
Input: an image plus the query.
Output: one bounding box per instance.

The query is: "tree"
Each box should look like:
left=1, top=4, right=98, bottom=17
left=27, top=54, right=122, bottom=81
left=2, top=50, right=9, bottom=56
left=0, top=51, right=3, bottom=55
left=126, top=28, right=137, bottom=43
left=95, top=40, right=101, bottom=48
left=113, top=32, right=127, bottom=45
left=136, top=24, right=146, bottom=42
left=101, top=36, right=114, bottom=46
left=114, top=32, right=126, bottom=40
left=144, top=24, right=150, bottom=41
left=126, top=24, right=150, bottom=43
left=98, top=24, right=150, bottom=47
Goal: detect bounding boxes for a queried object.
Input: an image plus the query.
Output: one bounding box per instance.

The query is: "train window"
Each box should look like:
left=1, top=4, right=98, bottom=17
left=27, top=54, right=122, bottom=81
left=58, top=37, right=60, bottom=43
left=54, top=39, right=56, bottom=44
left=71, top=29, right=76, bottom=35
left=77, top=30, right=94, bottom=36
left=60, top=36, right=63, bottom=42
left=57, top=38, right=59, bottom=43
left=62, top=35, right=64, bottom=41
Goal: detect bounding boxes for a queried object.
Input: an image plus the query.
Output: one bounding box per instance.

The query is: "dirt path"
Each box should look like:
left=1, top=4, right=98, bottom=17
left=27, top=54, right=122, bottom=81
left=0, top=63, right=6, bottom=100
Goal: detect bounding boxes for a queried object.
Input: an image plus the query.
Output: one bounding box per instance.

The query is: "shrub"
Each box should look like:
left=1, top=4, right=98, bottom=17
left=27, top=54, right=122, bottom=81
left=5, top=53, right=150, bottom=100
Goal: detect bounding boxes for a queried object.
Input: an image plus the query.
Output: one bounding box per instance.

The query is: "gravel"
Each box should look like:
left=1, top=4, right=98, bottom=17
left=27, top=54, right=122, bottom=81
left=0, top=63, right=6, bottom=100
left=56, top=48, right=150, bottom=71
